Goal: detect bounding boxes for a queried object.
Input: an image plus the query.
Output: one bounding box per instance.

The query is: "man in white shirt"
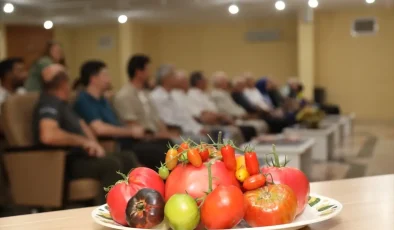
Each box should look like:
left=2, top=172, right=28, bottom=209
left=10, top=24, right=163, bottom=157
left=150, top=65, right=207, bottom=139
left=0, top=58, right=27, bottom=115
left=243, top=72, right=272, bottom=112
left=188, top=71, right=260, bottom=142
left=211, top=71, right=268, bottom=134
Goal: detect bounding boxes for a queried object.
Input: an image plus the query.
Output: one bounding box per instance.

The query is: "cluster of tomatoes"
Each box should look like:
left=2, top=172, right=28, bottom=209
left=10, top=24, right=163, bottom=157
left=105, top=138, right=310, bottom=229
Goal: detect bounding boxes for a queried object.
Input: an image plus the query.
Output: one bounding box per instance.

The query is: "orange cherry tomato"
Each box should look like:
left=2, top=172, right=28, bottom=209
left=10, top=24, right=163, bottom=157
left=187, top=148, right=202, bottom=167
left=165, top=148, right=179, bottom=170
left=243, top=174, right=266, bottom=191
left=177, top=142, right=189, bottom=154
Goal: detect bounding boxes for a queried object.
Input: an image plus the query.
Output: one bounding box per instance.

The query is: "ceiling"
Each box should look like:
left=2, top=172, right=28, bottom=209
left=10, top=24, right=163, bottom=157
left=0, top=0, right=393, bottom=25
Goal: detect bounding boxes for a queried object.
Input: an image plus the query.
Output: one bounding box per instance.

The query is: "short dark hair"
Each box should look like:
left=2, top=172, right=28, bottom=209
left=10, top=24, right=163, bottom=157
left=80, top=60, right=106, bottom=86
left=127, top=54, right=150, bottom=79
left=190, top=71, right=204, bottom=87
left=0, top=57, right=24, bottom=80
left=43, top=71, right=69, bottom=91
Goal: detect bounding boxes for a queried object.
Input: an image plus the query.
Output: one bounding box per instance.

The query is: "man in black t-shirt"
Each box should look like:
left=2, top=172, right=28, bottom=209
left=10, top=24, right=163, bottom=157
left=32, top=64, right=137, bottom=203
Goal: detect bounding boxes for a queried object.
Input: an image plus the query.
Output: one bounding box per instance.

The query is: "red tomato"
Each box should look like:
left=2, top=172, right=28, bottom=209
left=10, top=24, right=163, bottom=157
left=198, top=147, right=210, bottom=162
left=245, top=151, right=260, bottom=175
left=165, top=161, right=239, bottom=201
left=243, top=174, right=266, bottom=191
left=187, top=148, right=203, bottom=167
left=128, top=167, right=165, bottom=199
left=261, top=166, right=310, bottom=215
left=221, top=145, right=237, bottom=171
left=201, top=185, right=245, bottom=229
left=106, top=182, right=134, bottom=226
left=244, top=184, right=297, bottom=227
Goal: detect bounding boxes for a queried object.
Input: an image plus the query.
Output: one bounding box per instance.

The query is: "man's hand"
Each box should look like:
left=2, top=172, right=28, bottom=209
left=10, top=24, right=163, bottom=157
left=130, top=124, right=146, bottom=139
left=156, top=130, right=176, bottom=139
left=83, top=140, right=105, bottom=158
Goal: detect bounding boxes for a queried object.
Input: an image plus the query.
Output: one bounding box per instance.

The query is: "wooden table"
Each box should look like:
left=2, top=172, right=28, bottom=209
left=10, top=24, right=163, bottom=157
left=0, top=175, right=393, bottom=230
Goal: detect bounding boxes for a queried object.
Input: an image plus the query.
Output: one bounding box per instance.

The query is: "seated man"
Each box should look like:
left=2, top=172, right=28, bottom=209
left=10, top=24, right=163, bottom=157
left=74, top=60, right=170, bottom=169
left=188, top=71, right=257, bottom=143
left=0, top=58, right=27, bottom=114
left=33, top=64, right=137, bottom=203
left=233, top=76, right=293, bottom=133
left=150, top=64, right=208, bottom=140
left=210, top=71, right=268, bottom=134
left=113, top=54, right=176, bottom=139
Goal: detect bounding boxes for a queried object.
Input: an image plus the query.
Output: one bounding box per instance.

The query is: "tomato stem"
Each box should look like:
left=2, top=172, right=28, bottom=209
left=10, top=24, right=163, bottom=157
left=207, top=161, right=213, bottom=193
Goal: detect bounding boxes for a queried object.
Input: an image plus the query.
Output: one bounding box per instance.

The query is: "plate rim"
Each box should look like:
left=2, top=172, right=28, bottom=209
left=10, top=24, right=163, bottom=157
left=91, top=193, right=343, bottom=230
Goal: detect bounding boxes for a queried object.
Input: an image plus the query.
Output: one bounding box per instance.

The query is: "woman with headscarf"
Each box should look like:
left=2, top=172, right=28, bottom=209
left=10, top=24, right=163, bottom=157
left=25, top=41, right=66, bottom=91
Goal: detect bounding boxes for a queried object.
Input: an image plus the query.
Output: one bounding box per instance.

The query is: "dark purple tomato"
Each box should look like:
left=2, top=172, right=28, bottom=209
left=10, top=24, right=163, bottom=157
left=125, top=188, right=165, bottom=228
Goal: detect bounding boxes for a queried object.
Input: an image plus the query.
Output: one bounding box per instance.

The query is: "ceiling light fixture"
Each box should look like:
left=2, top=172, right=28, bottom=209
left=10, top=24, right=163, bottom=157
left=366, top=0, right=375, bottom=4
left=275, top=1, right=286, bottom=11
left=228, top=4, right=239, bottom=15
left=43, top=20, right=53, bottom=30
left=308, top=0, right=319, bottom=8
left=3, top=3, right=14, bottom=13
left=118, top=15, right=128, bottom=24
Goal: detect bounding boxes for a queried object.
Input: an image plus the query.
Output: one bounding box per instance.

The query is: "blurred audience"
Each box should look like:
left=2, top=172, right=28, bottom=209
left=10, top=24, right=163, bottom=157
left=150, top=64, right=209, bottom=141
left=25, top=41, right=66, bottom=92
left=32, top=64, right=137, bottom=203
left=188, top=71, right=257, bottom=142
left=0, top=58, right=27, bottom=114
left=73, top=60, right=171, bottom=169
left=113, top=55, right=175, bottom=140
left=210, top=71, right=267, bottom=134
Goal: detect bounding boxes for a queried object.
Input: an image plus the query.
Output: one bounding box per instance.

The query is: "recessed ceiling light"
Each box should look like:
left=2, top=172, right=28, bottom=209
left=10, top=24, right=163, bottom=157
left=275, top=1, right=286, bottom=11
left=228, top=4, right=239, bottom=15
left=118, top=15, right=128, bottom=24
left=366, top=0, right=375, bottom=4
left=43, top=20, right=53, bottom=30
left=3, top=3, right=14, bottom=13
left=308, top=0, right=319, bottom=8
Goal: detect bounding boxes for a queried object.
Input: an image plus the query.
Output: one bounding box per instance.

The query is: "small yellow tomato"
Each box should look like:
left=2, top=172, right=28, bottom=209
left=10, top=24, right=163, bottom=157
left=235, top=167, right=249, bottom=182
left=236, top=156, right=246, bottom=170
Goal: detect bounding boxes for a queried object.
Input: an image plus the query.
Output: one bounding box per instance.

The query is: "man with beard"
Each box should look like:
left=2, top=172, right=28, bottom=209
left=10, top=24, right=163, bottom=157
left=0, top=58, right=27, bottom=114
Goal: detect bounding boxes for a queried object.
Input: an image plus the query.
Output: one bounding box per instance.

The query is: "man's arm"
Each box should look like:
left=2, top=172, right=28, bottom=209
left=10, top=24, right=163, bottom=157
left=80, top=120, right=97, bottom=141
left=40, top=118, right=88, bottom=147
left=90, top=120, right=143, bottom=138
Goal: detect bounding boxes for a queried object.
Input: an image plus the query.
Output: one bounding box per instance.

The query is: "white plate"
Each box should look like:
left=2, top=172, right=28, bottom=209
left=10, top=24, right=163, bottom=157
left=91, top=193, right=342, bottom=230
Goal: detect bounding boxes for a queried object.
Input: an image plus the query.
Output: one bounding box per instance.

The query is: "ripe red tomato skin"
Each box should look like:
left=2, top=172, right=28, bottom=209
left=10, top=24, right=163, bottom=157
left=244, top=184, right=297, bottom=227
left=128, top=167, right=165, bottom=199
left=243, top=174, right=266, bottom=191
left=165, top=161, right=239, bottom=201
left=187, top=148, right=203, bottom=167
left=221, top=145, right=237, bottom=171
left=201, top=185, right=245, bottom=229
left=261, top=166, right=310, bottom=215
left=106, top=182, right=134, bottom=226
left=245, top=152, right=260, bottom=175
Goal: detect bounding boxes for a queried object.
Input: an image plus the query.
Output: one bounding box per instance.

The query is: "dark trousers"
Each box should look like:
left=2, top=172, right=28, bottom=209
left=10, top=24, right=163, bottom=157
left=238, top=126, right=257, bottom=142
left=118, top=138, right=172, bottom=170
left=67, top=151, right=139, bottom=204
left=260, top=115, right=294, bottom=134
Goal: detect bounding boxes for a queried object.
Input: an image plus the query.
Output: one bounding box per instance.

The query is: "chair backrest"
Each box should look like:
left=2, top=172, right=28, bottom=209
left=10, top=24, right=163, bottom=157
left=0, top=92, right=40, bottom=146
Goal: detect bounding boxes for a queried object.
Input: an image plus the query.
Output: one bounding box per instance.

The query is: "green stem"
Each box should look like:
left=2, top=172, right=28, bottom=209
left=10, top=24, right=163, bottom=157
left=272, top=144, right=280, bottom=166
left=207, top=161, right=213, bottom=193
left=217, top=131, right=222, bottom=146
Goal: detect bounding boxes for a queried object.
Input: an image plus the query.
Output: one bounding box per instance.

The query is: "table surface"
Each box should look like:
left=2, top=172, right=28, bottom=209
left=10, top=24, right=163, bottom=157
left=0, top=174, right=393, bottom=230
left=251, top=138, right=315, bottom=154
